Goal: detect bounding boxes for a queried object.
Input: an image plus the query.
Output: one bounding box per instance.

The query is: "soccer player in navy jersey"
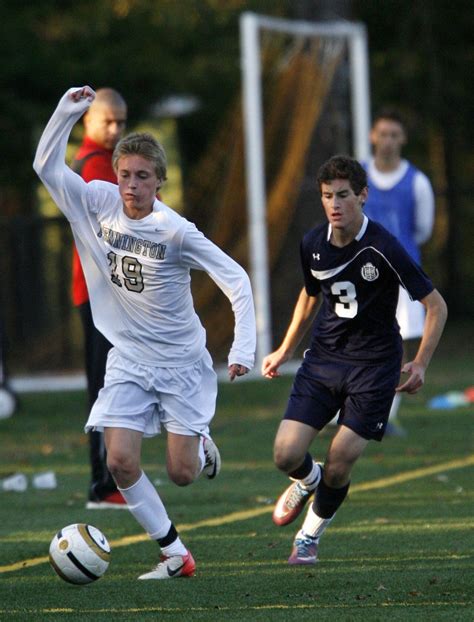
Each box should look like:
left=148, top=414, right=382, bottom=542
left=262, top=155, right=447, bottom=565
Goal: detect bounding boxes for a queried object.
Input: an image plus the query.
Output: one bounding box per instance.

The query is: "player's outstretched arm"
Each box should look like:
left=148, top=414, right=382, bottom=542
left=262, top=288, right=318, bottom=379
left=33, top=86, right=95, bottom=178
left=33, top=87, right=96, bottom=220
left=396, top=288, right=447, bottom=394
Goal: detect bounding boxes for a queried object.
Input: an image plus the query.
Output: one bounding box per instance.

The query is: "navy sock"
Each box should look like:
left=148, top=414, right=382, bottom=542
left=288, top=452, right=313, bottom=480
left=313, top=478, right=350, bottom=518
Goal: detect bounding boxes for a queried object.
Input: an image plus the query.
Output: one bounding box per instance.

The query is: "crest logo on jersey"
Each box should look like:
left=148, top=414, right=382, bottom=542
left=361, top=262, right=379, bottom=281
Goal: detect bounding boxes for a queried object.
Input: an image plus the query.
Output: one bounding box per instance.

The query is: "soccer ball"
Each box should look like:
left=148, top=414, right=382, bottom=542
left=49, top=523, right=111, bottom=585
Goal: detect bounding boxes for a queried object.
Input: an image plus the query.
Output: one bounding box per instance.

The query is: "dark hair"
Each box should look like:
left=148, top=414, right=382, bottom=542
left=316, top=155, right=367, bottom=195
left=93, top=87, right=127, bottom=111
left=372, top=107, right=405, bottom=128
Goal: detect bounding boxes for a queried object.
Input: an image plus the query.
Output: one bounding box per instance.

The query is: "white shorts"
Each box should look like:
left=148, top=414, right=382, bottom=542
left=85, top=348, right=217, bottom=438
left=397, top=286, right=425, bottom=340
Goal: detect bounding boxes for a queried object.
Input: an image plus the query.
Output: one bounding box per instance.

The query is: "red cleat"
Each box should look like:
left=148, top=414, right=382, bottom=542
left=273, top=463, right=322, bottom=526
left=86, top=490, right=128, bottom=510
left=273, top=481, right=314, bottom=526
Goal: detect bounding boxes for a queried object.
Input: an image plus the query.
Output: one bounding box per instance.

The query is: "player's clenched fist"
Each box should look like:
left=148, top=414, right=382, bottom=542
left=69, top=86, right=96, bottom=103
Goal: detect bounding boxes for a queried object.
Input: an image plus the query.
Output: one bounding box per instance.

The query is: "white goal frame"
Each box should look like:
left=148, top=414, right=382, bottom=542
left=240, top=12, right=371, bottom=368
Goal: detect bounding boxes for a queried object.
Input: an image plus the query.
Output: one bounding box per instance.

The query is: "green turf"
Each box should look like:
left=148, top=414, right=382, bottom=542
left=0, top=326, right=473, bottom=621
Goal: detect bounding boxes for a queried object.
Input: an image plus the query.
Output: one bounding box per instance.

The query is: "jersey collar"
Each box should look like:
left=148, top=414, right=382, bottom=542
left=327, top=214, right=369, bottom=242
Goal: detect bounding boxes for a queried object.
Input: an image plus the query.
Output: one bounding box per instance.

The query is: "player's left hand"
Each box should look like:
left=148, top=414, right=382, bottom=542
left=228, top=364, right=249, bottom=382
left=395, top=360, right=425, bottom=394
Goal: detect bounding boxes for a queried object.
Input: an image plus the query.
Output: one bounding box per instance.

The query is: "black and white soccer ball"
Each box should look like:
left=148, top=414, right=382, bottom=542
left=49, top=523, right=110, bottom=585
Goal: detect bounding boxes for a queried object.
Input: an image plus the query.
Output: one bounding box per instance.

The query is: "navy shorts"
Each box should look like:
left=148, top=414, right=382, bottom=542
left=284, top=353, right=402, bottom=441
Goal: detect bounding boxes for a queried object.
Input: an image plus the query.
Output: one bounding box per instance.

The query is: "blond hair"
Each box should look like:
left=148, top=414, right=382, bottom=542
left=112, top=132, right=167, bottom=181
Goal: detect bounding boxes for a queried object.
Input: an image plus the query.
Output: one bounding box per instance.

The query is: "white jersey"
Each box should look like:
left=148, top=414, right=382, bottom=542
left=34, top=89, right=256, bottom=369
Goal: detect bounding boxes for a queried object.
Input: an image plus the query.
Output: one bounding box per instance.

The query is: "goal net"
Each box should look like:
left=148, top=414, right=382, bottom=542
left=240, top=13, right=371, bottom=366
left=186, top=13, right=370, bottom=369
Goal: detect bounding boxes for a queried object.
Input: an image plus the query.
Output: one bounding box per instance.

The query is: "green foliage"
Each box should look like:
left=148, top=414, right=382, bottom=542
left=0, top=0, right=286, bottom=203
left=353, top=0, right=474, bottom=175
left=353, top=0, right=474, bottom=315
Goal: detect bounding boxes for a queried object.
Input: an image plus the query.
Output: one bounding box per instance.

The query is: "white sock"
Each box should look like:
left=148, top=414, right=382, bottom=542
left=292, top=461, right=322, bottom=491
left=161, top=539, right=188, bottom=557
left=118, top=471, right=172, bottom=540
left=300, top=505, right=334, bottom=539
left=388, top=393, right=402, bottom=421
left=197, top=436, right=206, bottom=474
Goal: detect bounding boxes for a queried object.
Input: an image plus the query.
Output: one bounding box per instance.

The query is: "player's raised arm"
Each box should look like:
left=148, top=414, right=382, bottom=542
left=33, top=86, right=96, bottom=221
left=396, top=288, right=448, bottom=394
left=262, top=287, right=318, bottom=379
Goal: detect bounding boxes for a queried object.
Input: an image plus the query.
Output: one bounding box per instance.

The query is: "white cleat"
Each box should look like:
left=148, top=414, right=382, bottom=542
left=138, top=551, right=196, bottom=580
left=202, top=437, right=221, bottom=479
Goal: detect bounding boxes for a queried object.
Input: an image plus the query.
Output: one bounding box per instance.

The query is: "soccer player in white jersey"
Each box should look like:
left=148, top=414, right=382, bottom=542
left=262, top=155, right=446, bottom=565
left=364, top=109, right=435, bottom=435
left=34, top=86, right=256, bottom=580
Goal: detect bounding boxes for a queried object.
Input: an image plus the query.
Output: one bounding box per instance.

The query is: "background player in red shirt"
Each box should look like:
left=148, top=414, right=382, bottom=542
left=71, top=87, right=128, bottom=508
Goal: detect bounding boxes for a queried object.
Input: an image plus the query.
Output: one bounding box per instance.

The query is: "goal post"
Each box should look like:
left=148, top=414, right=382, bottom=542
left=240, top=12, right=371, bottom=368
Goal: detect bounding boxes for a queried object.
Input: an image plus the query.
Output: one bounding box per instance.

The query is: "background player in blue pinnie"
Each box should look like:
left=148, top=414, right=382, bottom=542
left=262, top=155, right=447, bottom=565
left=363, top=109, right=435, bottom=435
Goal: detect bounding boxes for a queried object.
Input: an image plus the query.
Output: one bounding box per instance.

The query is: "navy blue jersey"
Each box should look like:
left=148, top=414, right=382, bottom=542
left=301, top=216, right=433, bottom=364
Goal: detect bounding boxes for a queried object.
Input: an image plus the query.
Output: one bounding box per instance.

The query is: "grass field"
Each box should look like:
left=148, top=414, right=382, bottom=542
left=1, top=323, right=473, bottom=621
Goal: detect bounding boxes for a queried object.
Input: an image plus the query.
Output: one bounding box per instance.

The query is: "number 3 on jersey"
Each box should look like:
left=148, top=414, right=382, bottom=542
left=331, top=281, right=357, bottom=318
left=107, top=251, right=144, bottom=293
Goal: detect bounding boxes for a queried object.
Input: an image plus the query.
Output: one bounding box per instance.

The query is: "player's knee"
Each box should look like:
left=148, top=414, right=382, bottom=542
left=273, top=443, right=304, bottom=474
left=323, top=460, right=351, bottom=488
left=107, top=451, right=140, bottom=483
left=167, top=464, right=196, bottom=487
